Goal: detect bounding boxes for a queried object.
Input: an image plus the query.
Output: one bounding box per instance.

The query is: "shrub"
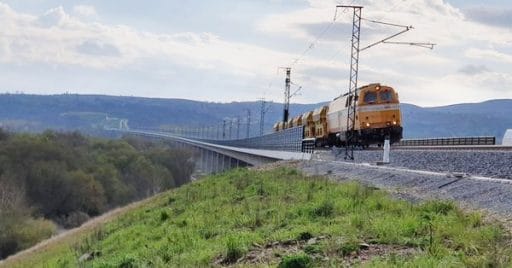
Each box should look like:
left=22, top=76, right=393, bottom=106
left=2, top=217, right=56, bottom=257
left=421, top=200, right=456, bottom=215
left=58, top=211, right=91, bottom=229
left=311, top=200, right=334, bottom=218
left=160, top=211, right=169, bottom=222
left=278, top=254, right=312, bottom=268
left=118, top=254, right=137, bottom=268
left=304, top=244, right=322, bottom=255
left=224, top=237, right=245, bottom=263
left=297, top=232, right=313, bottom=241
left=339, top=241, right=360, bottom=257
left=0, top=200, right=56, bottom=259
left=198, top=228, right=218, bottom=240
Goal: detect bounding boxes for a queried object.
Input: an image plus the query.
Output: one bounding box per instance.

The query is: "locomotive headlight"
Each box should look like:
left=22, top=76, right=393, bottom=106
left=392, top=121, right=397, bottom=125
left=366, top=122, right=370, bottom=127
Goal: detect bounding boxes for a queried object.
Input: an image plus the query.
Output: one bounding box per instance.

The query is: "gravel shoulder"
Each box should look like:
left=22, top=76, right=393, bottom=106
left=332, top=149, right=512, bottom=180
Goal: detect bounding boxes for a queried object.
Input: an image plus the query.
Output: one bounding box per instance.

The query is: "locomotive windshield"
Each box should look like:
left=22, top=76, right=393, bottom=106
left=363, top=92, right=377, bottom=104
left=379, top=91, right=393, bottom=102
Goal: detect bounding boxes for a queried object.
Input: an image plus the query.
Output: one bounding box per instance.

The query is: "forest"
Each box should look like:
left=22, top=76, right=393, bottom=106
left=0, top=129, right=195, bottom=259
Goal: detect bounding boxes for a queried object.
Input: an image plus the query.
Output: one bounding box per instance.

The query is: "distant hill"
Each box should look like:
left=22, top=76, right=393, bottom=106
left=0, top=94, right=510, bottom=142
left=402, top=99, right=512, bottom=141
left=0, top=94, right=320, bottom=136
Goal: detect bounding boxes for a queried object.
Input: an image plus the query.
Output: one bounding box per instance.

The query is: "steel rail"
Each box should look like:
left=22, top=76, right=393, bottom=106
left=390, top=145, right=512, bottom=151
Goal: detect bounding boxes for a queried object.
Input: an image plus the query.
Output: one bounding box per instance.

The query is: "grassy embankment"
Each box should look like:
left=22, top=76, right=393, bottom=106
left=4, top=168, right=511, bottom=267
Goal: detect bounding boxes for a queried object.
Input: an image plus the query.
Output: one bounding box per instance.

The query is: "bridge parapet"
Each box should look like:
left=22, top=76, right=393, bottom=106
left=115, top=129, right=312, bottom=169
left=133, top=126, right=313, bottom=153
left=200, top=126, right=308, bottom=152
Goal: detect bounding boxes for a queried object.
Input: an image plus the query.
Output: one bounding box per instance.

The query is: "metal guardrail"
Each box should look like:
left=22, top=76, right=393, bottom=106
left=127, top=126, right=313, bottom=153
left=397, top=136, right=496, bottom=146
left=203, top=126, right=306, bottom=152
left=115, top=129, right=313, bottom=166
left=301, top=138, right=316, bottom=153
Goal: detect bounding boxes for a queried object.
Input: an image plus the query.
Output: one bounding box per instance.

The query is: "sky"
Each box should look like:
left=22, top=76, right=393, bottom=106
left=0, top=0, right=511, bottom=107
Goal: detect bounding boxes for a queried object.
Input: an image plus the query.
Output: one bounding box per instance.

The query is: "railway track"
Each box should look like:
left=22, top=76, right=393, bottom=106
left=391, top=145, right=512, bottom=151
left=322, top=146, right=512, bottom=181
left=315, top=145, right=512, bottom=152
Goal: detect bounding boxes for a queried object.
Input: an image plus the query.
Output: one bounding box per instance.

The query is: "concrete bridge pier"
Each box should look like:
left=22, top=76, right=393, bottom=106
left=193, top=141, right=254, bottom=173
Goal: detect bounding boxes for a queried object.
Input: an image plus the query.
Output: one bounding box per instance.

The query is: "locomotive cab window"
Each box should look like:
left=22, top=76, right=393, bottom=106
left=379, top=91, right=393, bottom=102
left=363, top=92, right=377, bottom=104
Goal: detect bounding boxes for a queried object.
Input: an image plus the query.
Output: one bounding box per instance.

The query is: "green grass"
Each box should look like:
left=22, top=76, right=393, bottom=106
left=4, top=167, right=512, bottom=267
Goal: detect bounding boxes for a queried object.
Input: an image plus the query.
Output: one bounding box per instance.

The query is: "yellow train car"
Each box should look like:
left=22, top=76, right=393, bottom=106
left=287, top=118, right=294, bottom=129
left=312, top=106, right=328, bottom=146
left=273, top=83, right=402, bottom=148
left=303, top=111, right=315, bottom=139
left=273, top=122, right=280, bottom=132
left=292, top=115, right=303, bottom=127
left=278, top=122, right=286, bottom=131
left=326, top=83, right=402, bottom=146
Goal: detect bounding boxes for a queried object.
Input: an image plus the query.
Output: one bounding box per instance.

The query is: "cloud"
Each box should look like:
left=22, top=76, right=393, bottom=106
left=36, top=6, right=69, bottom=27
left=458, top=64, right=490, bottom=76
left=76, top=40, right=121, bottom=57
left=0, top=3, right=299, bottom=73
left=258, top=0, right=512, bottom=47
left=0, top=1, right=510, bottom=106
left=463, top=6, right=512, bottom=28
left=73, top=5, right=97, bottom=18
left=0, top=2, right=326, bottom=102
left=465, top=48, right=512, bottom=64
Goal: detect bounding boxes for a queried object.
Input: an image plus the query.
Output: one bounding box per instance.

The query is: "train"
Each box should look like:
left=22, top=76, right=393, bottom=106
left=273, top=83, right=403, bottom=147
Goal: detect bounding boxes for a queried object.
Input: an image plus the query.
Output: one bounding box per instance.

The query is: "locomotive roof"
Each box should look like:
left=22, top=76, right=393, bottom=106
left=334, top=83, right=385, bottom=100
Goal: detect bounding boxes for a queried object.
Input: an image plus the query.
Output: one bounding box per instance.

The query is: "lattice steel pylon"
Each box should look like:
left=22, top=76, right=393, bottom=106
left=282, top=67, right=292, bottom=123
left=260, top=98, right=270, bottom=136
left=337, top=5, right=434, bottom=160
left=342, top=5, right=362, bottom=160
left=246, top=109, right=251, bottom=138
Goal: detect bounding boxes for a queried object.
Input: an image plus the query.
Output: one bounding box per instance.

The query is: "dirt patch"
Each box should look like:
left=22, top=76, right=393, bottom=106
left=214, top=235, right=417, bottom=267
left=343, top=244, right=417, bottom=266
left=238, top=236, right=328, bottom=266
left=250, top=160, right=303, bottom=171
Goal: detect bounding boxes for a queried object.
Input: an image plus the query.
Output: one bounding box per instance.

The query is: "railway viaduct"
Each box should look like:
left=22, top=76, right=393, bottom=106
left=113, top=128, right=312, bottom=175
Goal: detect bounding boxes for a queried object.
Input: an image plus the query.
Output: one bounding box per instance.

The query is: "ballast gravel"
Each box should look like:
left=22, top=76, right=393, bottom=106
left=297, top=159, right=512, bottom=217
left=331, top=149, right=512, bottom=180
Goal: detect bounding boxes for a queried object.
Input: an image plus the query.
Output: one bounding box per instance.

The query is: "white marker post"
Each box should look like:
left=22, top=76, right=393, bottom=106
left=503, top=129, right=512, bottom=146
left=383, top=139, right=390, bottom=163
left=377, top=139, right=391, bottom=165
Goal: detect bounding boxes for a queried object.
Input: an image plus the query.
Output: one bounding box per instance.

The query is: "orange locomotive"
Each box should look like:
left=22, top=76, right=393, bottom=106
left=275, top=83, right=403, bottom=147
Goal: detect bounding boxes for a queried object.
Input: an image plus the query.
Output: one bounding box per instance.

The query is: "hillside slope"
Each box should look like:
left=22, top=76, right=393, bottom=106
left=3, top=168, right=511, bottom=267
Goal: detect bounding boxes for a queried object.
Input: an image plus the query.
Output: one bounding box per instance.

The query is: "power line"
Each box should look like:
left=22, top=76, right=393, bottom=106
left=259, top=98, right=272, bottom=136
left=290, top=2, right=353, bottom=67
left=359, top=18, right=435, bottom=51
